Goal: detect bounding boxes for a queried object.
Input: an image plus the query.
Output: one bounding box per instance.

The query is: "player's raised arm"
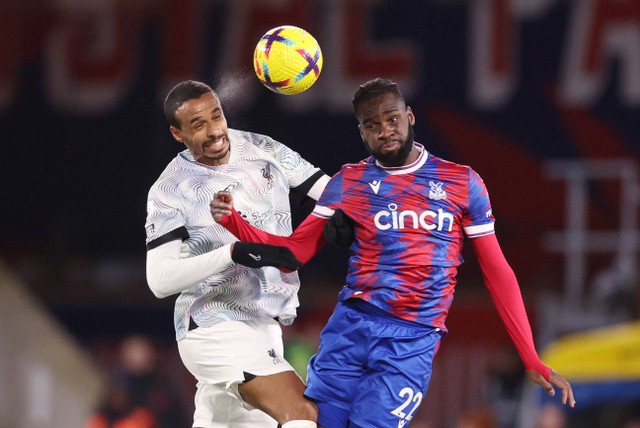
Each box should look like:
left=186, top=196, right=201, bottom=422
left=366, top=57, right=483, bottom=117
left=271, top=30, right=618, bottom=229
left=211, top=190, right=328, bottom=264
left=146, top=239, right=302, bottom=298
left=471, top=233, right=576, bottom=408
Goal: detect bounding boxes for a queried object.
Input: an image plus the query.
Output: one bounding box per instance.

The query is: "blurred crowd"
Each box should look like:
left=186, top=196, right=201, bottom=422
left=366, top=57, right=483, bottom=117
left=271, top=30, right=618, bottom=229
left=83, top=326, right=640, bottom=428
left=85, top=335, right=190, bottom=428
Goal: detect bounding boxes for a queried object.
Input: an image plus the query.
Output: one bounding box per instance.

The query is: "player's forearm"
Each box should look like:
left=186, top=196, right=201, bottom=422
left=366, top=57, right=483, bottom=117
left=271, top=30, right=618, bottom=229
left=220, top=209, right=326, bottom=264
left=146, top=240, right=233, bottom=298
left=471, top=234, right=551, bottom=379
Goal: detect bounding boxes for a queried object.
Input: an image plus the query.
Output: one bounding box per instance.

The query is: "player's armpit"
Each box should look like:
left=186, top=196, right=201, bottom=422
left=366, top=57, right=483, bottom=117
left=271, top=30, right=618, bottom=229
left=290, top=170, right=330, bottom=204
left=221, top=209, right=327, bottom=264
left=471, top=234, right=551, bottom=380
left=323, top=209, right=354, bottom=248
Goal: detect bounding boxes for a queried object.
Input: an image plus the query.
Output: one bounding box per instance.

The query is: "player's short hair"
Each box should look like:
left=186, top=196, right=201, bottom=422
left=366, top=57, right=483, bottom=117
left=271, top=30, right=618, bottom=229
left=352, top=78, right=405, bottom=119
left=164, top=80, right=217, bottom=129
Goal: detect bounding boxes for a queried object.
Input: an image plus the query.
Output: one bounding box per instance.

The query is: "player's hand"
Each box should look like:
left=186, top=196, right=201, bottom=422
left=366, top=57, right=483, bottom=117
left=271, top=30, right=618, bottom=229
left=211, top=191, right=234, bottom=223
left=231, top=242, right=303, bottom=271
left=526, top=369, right=576, bottom=408
left=324, top=209, right=355, bottom=248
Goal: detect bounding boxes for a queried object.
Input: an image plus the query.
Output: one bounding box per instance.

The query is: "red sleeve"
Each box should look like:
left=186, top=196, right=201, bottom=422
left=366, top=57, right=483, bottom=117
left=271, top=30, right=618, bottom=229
left=470, top=233, right=551, bottom=380
left=220, top=209, right=327, bottom=264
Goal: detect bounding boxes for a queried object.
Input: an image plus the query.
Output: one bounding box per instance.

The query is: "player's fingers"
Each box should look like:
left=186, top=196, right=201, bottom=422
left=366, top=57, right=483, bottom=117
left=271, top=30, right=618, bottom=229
left=215, top=190, right=230, bottom=201
left=209, top=203, right=231, bottom=223
left=211, top=205, right=230, bottom=214
left=544, top=382, right=555, bottom=397
left=567, top=389, right=576, bottom=408
left=209, top=199, right=231, bottom=212
left=216, top=190, right=234, bottom=205
left=526, top=370, right=555, bottom=397
left=550, top=370, right=576, bottom=408
left=557, top=383, right=571, bottom=405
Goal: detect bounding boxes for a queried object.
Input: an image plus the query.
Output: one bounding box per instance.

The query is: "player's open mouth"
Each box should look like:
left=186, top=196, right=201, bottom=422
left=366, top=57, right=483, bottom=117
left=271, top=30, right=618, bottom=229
left=205, top=136, right=226, bottom=150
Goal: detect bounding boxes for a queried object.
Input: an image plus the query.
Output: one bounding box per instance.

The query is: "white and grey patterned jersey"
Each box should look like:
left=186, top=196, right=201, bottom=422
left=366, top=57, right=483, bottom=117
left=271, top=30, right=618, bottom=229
left=145, top=128, right=324, bottom=340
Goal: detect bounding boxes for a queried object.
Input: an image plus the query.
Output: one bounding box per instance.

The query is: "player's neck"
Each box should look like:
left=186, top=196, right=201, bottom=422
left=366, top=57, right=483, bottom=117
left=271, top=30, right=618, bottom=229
left=404, top=144, right=420, bottom=165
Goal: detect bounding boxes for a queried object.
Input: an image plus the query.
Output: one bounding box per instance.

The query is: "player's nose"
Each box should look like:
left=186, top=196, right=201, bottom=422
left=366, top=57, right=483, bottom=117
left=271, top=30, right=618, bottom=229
left=206, top=121, right=223, bottom=138
left=379, top=123, right=394, bottom=139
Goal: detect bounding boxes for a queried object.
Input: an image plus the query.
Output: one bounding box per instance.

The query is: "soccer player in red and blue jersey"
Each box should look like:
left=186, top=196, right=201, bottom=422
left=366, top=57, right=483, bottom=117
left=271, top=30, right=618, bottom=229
left=212, top=78, right=575, bottom=427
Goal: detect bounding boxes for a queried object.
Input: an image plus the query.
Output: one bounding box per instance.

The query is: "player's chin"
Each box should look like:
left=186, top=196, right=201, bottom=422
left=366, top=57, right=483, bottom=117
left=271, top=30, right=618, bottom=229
left=203, top=145, right=230, bottom=160
left=374, top=144, right=400, bottom=159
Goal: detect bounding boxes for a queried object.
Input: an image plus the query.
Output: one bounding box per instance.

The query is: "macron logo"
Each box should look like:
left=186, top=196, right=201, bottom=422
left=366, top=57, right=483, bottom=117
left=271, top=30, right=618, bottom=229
left=368, top=180, right=381, bottom=194
left=249, top=253, right=261, bottom=261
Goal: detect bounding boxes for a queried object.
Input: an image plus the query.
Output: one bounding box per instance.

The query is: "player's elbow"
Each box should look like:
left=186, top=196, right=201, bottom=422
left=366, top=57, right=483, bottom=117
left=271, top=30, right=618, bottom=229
left=151, top=287, right=172, bottom=299
left=146, top=268, right=175, bottom=299
left=147, top=278, right=173, bottom=299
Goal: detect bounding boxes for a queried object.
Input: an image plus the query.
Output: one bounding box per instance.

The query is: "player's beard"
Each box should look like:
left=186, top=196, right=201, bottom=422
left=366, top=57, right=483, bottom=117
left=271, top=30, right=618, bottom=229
left=365, top=123, right=415, bottom=167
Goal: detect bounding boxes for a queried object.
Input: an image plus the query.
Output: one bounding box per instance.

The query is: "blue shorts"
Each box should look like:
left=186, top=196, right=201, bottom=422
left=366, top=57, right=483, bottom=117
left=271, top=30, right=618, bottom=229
left=305, top=299, right=444, bottom=428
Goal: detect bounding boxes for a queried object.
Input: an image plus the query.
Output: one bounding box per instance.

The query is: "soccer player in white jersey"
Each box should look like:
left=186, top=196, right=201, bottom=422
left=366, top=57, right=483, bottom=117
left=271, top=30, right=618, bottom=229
left=144, top=80, right=328, bottom=428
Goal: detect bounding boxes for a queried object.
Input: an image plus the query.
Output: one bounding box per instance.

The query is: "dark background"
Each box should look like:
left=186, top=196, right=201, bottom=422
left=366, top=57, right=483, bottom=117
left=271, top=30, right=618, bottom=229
left=2, top=0, right=639, bottom=349
left=2, top=1, right=640, bottom=426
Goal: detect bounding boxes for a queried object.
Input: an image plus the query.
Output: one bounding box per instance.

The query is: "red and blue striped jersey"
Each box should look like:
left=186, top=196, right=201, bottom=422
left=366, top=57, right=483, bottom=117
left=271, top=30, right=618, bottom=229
left=312, top=144, right=495, bottom=329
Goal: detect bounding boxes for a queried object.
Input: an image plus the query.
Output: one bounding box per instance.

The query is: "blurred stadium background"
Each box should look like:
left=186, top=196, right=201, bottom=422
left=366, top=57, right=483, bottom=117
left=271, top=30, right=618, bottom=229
left=1, top=0, right=639, bottom=427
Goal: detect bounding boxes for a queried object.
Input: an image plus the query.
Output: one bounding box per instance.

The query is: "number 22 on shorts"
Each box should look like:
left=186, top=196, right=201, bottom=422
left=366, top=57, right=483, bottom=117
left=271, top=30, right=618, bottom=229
left=390, top=386, right=423, bottom=426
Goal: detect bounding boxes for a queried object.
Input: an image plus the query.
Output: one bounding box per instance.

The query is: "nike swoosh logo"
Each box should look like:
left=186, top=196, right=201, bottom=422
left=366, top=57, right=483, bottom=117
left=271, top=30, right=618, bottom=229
left=249, top=253, right=262, bottom=261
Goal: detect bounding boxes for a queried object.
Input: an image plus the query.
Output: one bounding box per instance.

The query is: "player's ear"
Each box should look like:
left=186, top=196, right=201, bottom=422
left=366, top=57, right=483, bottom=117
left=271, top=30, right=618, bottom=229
left=170, top=126, right=184, bottom=143
left=406, top=106, right=416, bottom=126
left=358, top=124, right=365, bottom=142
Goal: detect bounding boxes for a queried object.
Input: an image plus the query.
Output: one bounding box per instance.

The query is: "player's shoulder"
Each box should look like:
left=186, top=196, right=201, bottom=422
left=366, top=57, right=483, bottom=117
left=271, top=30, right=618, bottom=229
left=229, top=128, right=280, bottom=150
left=149, top=151, right=199, bottom=192
left=228, top=128, right=306, bottom=171
left=337, top=157, right=372, bottom=173
left=426, top=151, right=478, bottom=177
left=427, top=151, right=465, bottom=169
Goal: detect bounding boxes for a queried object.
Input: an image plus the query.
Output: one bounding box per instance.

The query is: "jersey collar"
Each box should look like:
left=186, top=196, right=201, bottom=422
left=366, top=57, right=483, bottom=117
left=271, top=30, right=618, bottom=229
left=375, top=142, right=428, bottom=175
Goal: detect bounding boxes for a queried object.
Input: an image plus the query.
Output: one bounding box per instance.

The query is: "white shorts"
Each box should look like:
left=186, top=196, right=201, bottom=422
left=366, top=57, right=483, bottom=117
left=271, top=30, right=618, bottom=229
left=178, top=318, right=295, bottom=428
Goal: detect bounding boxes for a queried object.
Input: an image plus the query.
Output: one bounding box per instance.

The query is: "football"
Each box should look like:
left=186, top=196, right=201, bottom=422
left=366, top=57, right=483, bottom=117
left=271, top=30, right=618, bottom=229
left=253, top=25, right=323, bottom=95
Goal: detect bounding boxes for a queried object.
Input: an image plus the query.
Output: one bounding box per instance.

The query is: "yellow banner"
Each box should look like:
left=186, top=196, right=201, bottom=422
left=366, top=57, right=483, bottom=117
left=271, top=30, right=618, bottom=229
left=541, top=320, right=640, bottom=381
